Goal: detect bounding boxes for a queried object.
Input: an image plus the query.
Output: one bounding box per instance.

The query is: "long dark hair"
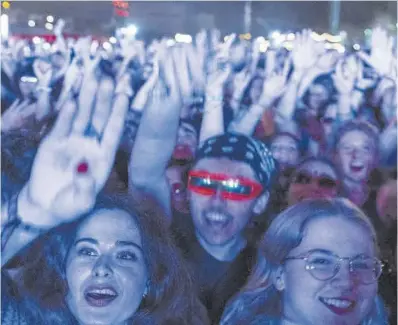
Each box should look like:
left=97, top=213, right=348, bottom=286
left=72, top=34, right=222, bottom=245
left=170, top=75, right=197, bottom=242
left=8, top=193, right=209, bottom=325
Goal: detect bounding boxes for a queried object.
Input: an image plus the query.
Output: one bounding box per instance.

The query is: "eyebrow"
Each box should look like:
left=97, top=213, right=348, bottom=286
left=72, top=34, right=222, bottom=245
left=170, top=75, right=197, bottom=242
left=116, top=240, right=143, bottom=252
left=74, top=238, right=143, bottom=252
left=74, top=238, right=98, bottom=245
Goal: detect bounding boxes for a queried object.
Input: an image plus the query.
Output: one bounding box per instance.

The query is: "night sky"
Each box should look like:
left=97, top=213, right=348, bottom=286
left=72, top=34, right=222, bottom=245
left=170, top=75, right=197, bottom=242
left=8, top=1, right=398, bottom=38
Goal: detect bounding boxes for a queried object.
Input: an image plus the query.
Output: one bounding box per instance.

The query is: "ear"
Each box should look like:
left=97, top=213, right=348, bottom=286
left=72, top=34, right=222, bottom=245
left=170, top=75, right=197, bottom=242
left=272, top=266, right=286, bottom=292
left=252, top=191, right=270, bottom=215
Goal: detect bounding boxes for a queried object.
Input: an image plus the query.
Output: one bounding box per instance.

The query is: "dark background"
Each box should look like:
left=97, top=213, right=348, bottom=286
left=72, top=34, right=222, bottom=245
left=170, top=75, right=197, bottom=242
left=6, top=1, right=398, bottom=40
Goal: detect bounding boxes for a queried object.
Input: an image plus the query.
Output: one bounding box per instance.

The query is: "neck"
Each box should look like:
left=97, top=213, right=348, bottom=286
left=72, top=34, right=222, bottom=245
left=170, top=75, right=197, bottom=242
left=343, top=178, right=369, bottom=206
left=196, top=233, right=247, bottom=262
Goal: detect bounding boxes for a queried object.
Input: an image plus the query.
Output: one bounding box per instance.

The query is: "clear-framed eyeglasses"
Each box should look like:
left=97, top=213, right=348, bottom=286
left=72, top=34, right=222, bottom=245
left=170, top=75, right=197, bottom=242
left=284, top=249, right=383, bottom=285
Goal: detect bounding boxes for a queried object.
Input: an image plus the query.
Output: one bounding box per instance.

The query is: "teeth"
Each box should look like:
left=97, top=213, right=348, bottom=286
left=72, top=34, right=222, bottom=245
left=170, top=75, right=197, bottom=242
left=322, top=298, right=353, bottom=308
left=206, top=212, right=228, bottom=222
left=88, top=288, right=117, bottom=296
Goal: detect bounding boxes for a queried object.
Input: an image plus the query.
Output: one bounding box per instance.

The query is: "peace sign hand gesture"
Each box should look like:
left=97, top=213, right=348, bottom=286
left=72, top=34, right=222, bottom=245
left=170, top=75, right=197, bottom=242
left=20, top=75, right=130, bottom=228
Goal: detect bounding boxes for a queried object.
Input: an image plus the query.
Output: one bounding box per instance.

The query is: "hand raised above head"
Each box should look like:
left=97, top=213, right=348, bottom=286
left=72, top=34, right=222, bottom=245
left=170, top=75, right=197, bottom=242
left=21, top=75, right=130, bottom=227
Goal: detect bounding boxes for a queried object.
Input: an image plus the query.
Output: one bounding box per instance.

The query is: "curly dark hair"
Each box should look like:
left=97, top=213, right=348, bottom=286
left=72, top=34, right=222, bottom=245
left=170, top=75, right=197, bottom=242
left=7, top=193, right=209, bottom=325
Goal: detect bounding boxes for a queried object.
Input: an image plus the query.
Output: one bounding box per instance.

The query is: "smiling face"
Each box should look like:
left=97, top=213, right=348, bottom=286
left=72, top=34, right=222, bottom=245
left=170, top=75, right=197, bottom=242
left=278, top=216, right=378, bottom=325
left=336, top=130, right=377, bottom=183
left=288, top=160, right=339, bottom=206
left=66, top=209, right=147, bottom=325
left=189, top=157, right=267, bottom=252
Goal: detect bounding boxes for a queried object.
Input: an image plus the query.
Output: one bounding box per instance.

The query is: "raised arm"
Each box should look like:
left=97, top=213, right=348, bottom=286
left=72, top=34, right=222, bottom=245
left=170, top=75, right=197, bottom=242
left=2, top=64, right=130, bottom=266
left=229, top=57, right=289, bottom=135
left=198, top=34, right=235, bottom=147
left=128, top=46, right=182, bottom=217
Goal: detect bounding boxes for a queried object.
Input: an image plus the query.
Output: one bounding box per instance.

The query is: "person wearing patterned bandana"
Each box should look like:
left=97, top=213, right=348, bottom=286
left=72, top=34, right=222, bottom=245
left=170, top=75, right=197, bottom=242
left=172, top=132, right=276, bottom=324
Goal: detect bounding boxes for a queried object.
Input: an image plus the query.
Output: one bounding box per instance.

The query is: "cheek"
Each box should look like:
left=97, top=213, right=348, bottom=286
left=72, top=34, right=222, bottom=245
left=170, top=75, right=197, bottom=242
left=66, top=259, right=92, bottom=294
left=284, top=265, right=322, bottom=299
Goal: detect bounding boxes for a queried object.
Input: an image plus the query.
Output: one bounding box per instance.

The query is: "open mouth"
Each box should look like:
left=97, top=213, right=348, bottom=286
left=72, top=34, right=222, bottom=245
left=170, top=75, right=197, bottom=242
left=350, top=164, right=364, bottom=173
left=84, top=286, right=118, bottom=307
left=319, top=297, right=356, bottom=315
left=204, top=211, right=231, bottom=229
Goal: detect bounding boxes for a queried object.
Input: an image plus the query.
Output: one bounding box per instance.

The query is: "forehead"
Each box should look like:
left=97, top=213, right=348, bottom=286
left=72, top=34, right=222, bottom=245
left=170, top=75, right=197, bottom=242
left=339, top=129, right=374, bottom=145
left=291, top=216, right=375, bottom=257
left=271, top=135, right=298, bottom=148
left=76, top=209, right=141, bottom=244
left=297, top=161, right=337, bottom=178
left=193, top=157, right=256, bottom=179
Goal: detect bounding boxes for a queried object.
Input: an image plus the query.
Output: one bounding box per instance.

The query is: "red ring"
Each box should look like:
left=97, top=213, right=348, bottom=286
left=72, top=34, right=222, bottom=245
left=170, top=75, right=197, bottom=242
left=77, top=161, right=89, bottom=174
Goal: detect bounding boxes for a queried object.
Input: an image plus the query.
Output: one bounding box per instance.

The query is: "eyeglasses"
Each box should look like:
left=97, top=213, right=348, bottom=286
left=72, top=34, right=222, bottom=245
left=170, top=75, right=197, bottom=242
left=284, top=250, right=383, bottom=284
left=292, top=172, right=338, bottom=189
left=188, top=170, right=263, bottom=201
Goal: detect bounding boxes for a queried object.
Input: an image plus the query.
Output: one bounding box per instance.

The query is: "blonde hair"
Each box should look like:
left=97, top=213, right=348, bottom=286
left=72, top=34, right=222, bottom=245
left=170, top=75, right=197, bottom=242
left=221, top=198, right=383, bottom=325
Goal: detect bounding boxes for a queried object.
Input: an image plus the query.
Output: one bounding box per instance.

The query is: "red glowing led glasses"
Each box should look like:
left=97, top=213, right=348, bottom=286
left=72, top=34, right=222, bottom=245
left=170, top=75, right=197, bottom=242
left=188, top=170, right=263, bottom=201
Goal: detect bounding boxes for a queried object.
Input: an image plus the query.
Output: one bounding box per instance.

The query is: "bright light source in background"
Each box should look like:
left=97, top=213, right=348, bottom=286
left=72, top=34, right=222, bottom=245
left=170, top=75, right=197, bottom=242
left=1, top=14, right=9, bottom=39
left=46, top=15, right=54, bottom=23
left=353, top=44, right=360, bottom=51
left=45, top=22, right=53, bottom=30
left=32, top=36, right=41, bottom=44
left=271, top=31, right=281, bottom=39
left=175, top=33, right=192, bottom=43
left=166, top=39, right=176, bottom=47
left=2, top=1, right=10, bottom=9
left=28, top=20, right=36, bottom=27
left=109, top=36, right=117, bottom=44
left=102, top=41, right=112, bottom=50
left=125, top=24, right=137, bottom=36
left=287, top=33, right=295, bottom=41
left=42, top=42, right=51, bottom=51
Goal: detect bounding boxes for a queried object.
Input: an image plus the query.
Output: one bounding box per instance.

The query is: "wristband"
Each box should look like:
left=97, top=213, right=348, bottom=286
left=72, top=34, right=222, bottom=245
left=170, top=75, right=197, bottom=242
left=12, top=192, right=50, bottom=234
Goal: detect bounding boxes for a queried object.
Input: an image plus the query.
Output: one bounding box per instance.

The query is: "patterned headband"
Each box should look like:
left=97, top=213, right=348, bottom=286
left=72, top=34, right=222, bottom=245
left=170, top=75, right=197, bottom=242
left=196, top=133, right=277, bottom=188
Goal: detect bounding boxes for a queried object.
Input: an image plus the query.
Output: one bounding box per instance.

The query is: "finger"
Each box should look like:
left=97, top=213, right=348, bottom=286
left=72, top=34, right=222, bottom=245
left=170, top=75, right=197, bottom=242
left=8, top=99, right=21, bottom=111
left=282, top=56, right=291, bottom=78
left=49, top=99, right=77, bottom=139
left=74, top=63, right=100, bottom=134
left=357, top=51, right=372, bottom=67
left=92, top=77, right=115, bottom=135
left=101, top=93, right=129, bottom=159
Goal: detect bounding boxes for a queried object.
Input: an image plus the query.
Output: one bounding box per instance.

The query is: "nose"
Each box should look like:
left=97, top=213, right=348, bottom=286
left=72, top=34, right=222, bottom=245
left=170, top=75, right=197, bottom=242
left=209, top=185, right=227, bottom=208
left=92, top=255, right=113, bottom=278
left=331, top=261, right=357, bottom=289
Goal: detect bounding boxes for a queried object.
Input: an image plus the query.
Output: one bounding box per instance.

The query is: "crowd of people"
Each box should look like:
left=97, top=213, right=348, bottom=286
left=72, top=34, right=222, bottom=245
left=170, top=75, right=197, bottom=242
left=1, top=19, right=397, bottom=325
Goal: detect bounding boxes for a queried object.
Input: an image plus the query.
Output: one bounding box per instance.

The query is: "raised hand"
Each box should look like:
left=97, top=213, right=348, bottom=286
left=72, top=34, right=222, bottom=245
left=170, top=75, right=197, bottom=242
left=332, top=56, right=358, bottom=94
left=53, top=18, right=66, bottom=37
left=357, top=27, right=394, bottom=77
left=292, top=29, right=320, bottom=71
left=33, top=58, right=53, bottom=87
left=20, top=76, right=130, bottom=227
left=355, top=59, right=379, bottom=90
left=1, top=100, right=36, bottom=133
left=258, top=56, right=290, bottom=107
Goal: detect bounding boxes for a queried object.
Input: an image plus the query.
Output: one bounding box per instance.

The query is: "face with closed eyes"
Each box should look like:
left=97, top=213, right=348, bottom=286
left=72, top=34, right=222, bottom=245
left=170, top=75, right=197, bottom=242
left=66, top=209, right=148, bottom=325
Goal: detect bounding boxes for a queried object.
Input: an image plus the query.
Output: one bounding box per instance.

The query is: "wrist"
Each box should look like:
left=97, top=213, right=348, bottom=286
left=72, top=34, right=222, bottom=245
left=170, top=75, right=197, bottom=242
left=17, top=185, right=54, bottom=229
